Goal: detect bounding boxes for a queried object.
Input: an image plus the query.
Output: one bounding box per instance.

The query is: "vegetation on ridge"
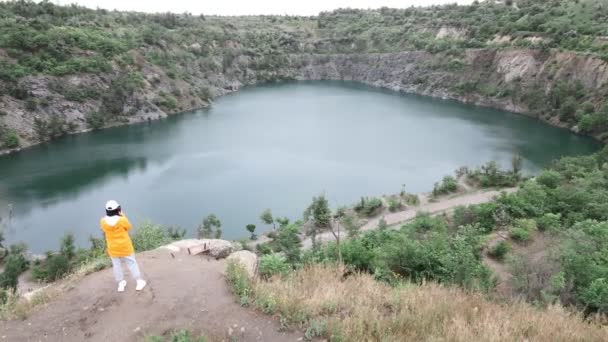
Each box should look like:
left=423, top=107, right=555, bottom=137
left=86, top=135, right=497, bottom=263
left=3, top=0, right=608, bottom=148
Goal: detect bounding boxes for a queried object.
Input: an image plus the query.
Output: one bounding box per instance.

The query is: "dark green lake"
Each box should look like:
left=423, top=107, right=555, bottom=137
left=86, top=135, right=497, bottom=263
left=0, top=81, right=599, bottom=252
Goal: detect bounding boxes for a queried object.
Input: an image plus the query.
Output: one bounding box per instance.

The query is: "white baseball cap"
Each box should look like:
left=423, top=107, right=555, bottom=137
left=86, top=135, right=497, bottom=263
left=105, top=200, right=120, bottom=211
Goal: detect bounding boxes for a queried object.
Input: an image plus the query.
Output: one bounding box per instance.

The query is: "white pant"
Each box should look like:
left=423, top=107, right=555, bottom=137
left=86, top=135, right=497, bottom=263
left=111, top=254, right=141, bottom=282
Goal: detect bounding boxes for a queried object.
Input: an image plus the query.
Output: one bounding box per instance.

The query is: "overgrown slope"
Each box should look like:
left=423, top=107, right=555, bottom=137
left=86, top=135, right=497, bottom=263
left=3, top=0, right=608, bottom=152
left=228, top=263, right=608, bottom=341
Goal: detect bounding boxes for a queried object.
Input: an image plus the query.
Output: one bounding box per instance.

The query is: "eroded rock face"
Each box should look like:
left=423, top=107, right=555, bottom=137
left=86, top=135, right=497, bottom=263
left=4, top=47, right=608, bottom=154
left=226, top=250, right=258, bottom=278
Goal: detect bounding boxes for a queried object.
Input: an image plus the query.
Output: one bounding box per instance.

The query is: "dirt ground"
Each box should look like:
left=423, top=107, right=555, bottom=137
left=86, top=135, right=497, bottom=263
left=0, top=249, right=304, bottom=342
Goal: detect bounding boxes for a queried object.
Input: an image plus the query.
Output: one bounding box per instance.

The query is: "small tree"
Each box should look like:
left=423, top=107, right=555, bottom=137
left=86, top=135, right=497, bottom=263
left=275, top=217, right=290, bottom=228
left=246, top=224, right=257, bottom=240
left=198, top=214, right=222, bottom=239
left=303, top=194, right=331, bottom=250
left=60, top=233, right=76, bottom=260
left=275, top=224, right=302, bottom=264
left=341, top=213, right=360, bottom=238
left=260, top=209, right=275, bottom=229
left=511, top=153, right=523, bottom=179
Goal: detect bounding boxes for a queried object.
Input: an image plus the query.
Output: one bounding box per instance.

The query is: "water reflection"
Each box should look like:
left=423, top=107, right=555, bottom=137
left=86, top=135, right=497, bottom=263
left=0, top=81, right=599, bottom=252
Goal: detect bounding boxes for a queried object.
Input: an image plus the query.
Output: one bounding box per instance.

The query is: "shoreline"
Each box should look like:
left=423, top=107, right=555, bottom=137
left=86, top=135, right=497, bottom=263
left=1, top=49, right=604, bottom=156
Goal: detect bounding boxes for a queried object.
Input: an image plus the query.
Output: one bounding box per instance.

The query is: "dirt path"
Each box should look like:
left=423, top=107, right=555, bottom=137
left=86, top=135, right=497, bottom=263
left=302, top=187, right=516, bottom=249
left=0, top=249, right=303, bottom=342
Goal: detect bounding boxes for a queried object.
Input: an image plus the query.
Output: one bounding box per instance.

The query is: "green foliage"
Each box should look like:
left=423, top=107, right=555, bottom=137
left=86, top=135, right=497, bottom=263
left=409, top=212, right=446, bottom=232
left=86, top=112, right=106, bottom=130
left=432, top=175, right=458, bottom=196
left=580, top=278, right=608, bottom=313
left=535, top=170, right=562, bottom=189
left=31, top=233, right=82, bottom=282
left=258, top=254, right=290, bottom=279
left=246, top=224, right=256, bottom=240
left=452, top=203, right=499, bottom=233
left=341, top=213, right=360, bottom=238
left=354, top=197, right=383, bottom=217
left=387, top=197, right=402, bottom=212
left=225, top=261, right=252, bottom=306
left=60, top=233, right=76, bottom=260
left=274, top=224, right=302, bottom=264
left=304, top=194, right=331, bottom=248
left=510, top=227, right=531, bottom=243
left=154, top=91, right=179, bottom=111
left=309, top=215, right=490, bottom=290
left=488, top=240, right=510, bottom=261
left=260, top=209, right=274, bottom=227
left=166, top=226, right=186, bottom=240
left=132, top=221, right=170, bottom=251
left=469, top=161, right=519, bottom=188
left=304, top=195, right=331, bottom=229
left=147, top=330, right=208, bottom=342
left=536, top=213, right=561, bottom=233
left=3, top=130, right=19, bottom=148
left=561, top=220, right=608, bottom=313
left=34, top=254, right=70, bottom=282
left=559, top=96, right=578, bottom=122
left=0, top=248, right=29, bottom=290
left=197, top=214, right=222, bottom=239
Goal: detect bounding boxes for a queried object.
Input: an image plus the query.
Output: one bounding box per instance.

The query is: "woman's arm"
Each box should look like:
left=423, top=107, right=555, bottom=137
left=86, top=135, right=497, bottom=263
left=120, top=212, right=132, bottom=231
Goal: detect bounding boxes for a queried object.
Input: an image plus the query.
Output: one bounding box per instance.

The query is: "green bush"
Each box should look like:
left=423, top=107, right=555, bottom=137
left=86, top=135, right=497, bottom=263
left=165, top=226, right=186, bottom=240
left=155, top=92, right=179, bottom=111
left=510, top=227, right=531, bottom=243
left=197, top=214, right=222, bottom=239
left=3, top=130, right=19, bottom=148
left=225, top=261, right=252, bottom=306
left=147, top=330, right=208, bottom=342
left=536, top=213, right=561, bottom=233
left=387, top=197, right=402, bottom=212
left=535, top=170, right=562, bottom=189
left=44, top=254, right=71, bottom=281
left=86, top=112, right=106, bottom=130
left=432, top=176, right=458, bottom=196
left=488, top=241, right=510, bottom=260
left=132, top=222, right=170, bottom=252
left=409, top=212, right=446, bottom=232
left=31, top=233, right=79, bottom=282
left=0, top=252, right=29, bottom=290
left=354, top=197, right=383, bottom=217
left=258, top=254, right=290, bottom=279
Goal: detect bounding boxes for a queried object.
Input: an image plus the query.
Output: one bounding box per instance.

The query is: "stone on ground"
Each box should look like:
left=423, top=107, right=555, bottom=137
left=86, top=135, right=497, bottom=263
left=227, top=250, right=258, bottom=277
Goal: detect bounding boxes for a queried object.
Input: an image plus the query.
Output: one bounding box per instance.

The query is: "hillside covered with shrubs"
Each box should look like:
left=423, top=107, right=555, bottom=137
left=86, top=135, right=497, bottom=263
left=2, top=0, right=608, bottom=150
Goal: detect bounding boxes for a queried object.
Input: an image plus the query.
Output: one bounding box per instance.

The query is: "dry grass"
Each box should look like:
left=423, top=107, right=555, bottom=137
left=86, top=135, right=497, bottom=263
left=252, top=265, right=608, bottom=341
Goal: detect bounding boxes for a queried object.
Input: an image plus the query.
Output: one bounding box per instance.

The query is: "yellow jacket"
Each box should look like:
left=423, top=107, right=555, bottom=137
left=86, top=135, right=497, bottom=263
left=100, top=215, right=134, bottom=257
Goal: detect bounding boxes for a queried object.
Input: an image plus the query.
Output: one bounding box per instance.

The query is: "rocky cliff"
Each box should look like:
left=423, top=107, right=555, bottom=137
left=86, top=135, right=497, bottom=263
left=2, top=47, right=608, bottom=154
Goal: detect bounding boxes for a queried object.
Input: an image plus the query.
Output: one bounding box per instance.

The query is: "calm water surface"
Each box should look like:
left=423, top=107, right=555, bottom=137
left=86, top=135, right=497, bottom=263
left=0, top=82, right=599, bottom=252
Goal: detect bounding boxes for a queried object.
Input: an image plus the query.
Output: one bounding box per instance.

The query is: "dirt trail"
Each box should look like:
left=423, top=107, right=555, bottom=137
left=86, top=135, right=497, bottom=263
left=0, top=249, right=303, bottom=342
left=303, top=187, right=516, bottom=249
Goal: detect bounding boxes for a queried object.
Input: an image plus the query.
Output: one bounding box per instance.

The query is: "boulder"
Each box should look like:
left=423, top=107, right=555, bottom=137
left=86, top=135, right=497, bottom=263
left=159, top=239, right=236, bottom=259
left=204, top=239, right=235, bottom=259
left=226, top=250, right=258, bottom=277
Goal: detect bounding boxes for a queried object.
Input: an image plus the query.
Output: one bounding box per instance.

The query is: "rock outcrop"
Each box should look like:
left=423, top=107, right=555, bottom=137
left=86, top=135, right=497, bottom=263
left=160, top=239, right=236, bottom=259
left=226, top=250, right=258, bottom=278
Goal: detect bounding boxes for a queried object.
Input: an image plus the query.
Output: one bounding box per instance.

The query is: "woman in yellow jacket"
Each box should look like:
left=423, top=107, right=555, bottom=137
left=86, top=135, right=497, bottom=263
left=100, top=200, right=147, bottom=292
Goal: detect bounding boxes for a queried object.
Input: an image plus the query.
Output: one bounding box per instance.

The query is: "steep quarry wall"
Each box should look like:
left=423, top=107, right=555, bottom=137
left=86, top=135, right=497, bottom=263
left=2, top=48, right=608, bottom=154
